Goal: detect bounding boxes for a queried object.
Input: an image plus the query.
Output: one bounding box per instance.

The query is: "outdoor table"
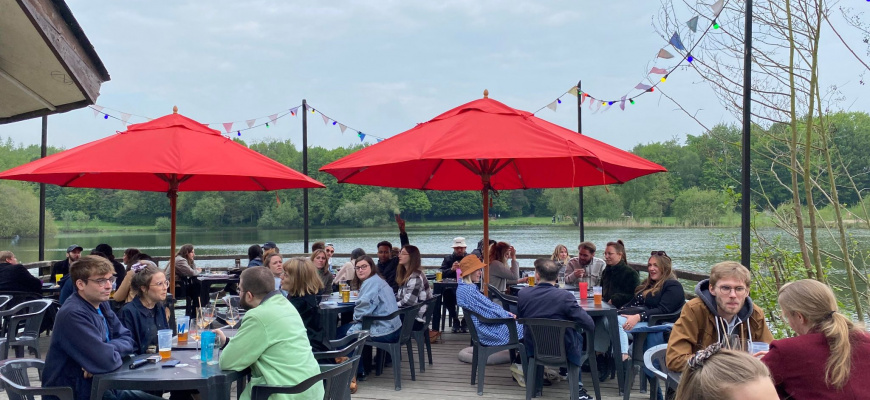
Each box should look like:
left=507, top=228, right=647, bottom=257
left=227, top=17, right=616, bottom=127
left=319, top=302, right=355, bottom=341
left=433, top=281, right=458, bottom=331
left=41, top=283, right=61, bottom=297
left=89, top=350, right=247, bottom=400
left=197, top=274, right=239, bottom=308
left=509, top=285, right=626, bottom=390
left=172, top=328, right=237, bottom=350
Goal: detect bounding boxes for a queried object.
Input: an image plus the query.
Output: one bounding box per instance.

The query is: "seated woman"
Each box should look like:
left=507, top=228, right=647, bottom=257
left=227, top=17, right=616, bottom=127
left=311, top=249, right=334, bottom=294
left=551, top=244, right=570, bottom=275
left=337, top=255, right=401, bottom=378
left=675, top=343, right=777, bottom=400
left=122, top=248, right=140, bottom=269
left=281, top=257, right=329, bottom=353
left=113, top=255, right=157, bottom=304
left=611, top=251, right=685, bottom=392
left=247, top=244, right=263, bottom=267
left=761, top=279, right=870, bottom=398
left=395, top=245, right=432, bottom=331
left=119, top=264, right=170, bottom=355
left=489, top=242, right=529, bottom=292
left=594, top=239, right=639, bottom=381
left=264, top=253, right=287, bottom=296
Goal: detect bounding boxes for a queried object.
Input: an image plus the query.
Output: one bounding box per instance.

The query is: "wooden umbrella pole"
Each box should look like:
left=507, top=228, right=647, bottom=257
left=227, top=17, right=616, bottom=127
left=482, top=174, right=491, bottom=298
left=168, top=177, right=178, bottom=296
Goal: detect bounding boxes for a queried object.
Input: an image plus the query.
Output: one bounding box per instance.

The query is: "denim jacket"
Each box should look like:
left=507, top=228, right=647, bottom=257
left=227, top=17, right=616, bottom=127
left=347, top=274, right=400, bottom=337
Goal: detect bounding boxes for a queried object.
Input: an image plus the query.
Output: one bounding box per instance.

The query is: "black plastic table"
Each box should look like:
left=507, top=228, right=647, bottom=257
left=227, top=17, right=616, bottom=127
left=198, top=275, right=239, bottom=308
left=319, top=302, right=355, bottom=340
left=90, top=350, right=247, bottom=400
left=172, top=328, right=238, bottom=350
left=433, top=281, right=458, bottom=331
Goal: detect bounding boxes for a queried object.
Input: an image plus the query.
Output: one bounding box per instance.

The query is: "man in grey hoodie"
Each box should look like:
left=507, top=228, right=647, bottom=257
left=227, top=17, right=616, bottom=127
left=665, top=261, right=773, bottom=372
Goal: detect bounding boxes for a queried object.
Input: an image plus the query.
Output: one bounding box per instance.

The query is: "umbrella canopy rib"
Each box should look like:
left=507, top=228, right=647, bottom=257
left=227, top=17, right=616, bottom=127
left=421, top=159, right=444, bottom=190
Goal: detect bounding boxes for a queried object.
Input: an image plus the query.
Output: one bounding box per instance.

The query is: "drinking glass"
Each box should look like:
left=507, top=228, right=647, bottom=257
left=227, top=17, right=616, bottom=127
left=202, top=305, right=216, bottom=328
left=224, top=303, right=239, bottom=329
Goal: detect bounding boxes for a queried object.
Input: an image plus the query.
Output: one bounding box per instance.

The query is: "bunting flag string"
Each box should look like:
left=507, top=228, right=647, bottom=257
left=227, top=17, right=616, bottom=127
left=532, top=0, right=729, bottom=115
left=304, top=103, right=388, bottom=143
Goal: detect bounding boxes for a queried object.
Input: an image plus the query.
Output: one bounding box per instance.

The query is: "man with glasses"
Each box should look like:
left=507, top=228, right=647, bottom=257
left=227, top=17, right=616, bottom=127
left=324, top=243, right=336, bottom=270
left=666, top=261, right=773, bottom=372
left=44, top=255, right=161, bottom=400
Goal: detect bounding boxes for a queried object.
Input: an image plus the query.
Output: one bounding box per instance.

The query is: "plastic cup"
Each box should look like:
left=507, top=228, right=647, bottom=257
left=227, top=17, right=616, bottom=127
left=528, top=276, right=536, bottom=286
left=176, top=316, right=190, bottom=343
left=435, top=271, right=442, bottom=282
left=55, top=274, right=63, bottom=284
left=593, top=286, right=603, bottom=305
left=751, top=341, right=769, bottom=354
left=157, top=329, right=173, bottom=359
left=340, top=288, right=350, bottom=303
left=200, top=330, right=215, bottom=363
left=578, top=282, right=589, bottom=298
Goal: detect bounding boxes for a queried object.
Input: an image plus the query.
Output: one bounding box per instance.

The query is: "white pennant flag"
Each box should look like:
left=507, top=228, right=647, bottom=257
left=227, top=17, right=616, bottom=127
left=269, top=114, right=278, bottom=125
left=120, top=112, right=131, bottom=125
left=568, top=87, right=579, bottom=96
left=546, top=100, right=558, bottom=111
left=246, top=119, right=256, bottom=128
left=339, top=123, right=347, bottom=133
left=658, top=49, right=674, bottom=59
left=321, top=114, right=329, bottom=125
left=290, top=107, right=299, bottom=116
left=223, top=122, right=233, bottom=133
left=619, top=96, right=627, bottom=111
left=92, top=105, right=104, bottom=117
left=711, top=0, right=724, bottom=17
left=635, top=83, right=652, bottom=91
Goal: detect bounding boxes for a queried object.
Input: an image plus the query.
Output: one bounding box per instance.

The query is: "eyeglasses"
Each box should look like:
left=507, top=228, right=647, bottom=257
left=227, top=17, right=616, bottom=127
left=87, top=276, right=117, bottom=286
left=716, top=285, right=747, bottom=295
left=650, top=251, right=670, bottom=259
left=354, top=264, right=371, bottom=271
left=151, top=280, right=170, bottom=288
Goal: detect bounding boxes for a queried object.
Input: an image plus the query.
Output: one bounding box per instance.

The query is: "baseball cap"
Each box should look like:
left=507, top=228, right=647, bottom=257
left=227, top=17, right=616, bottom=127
left=67, top=244, right=84, bottom=253
left=451, top=237, right=467, bottom=248
left=262, top=241, right=278, bottom=250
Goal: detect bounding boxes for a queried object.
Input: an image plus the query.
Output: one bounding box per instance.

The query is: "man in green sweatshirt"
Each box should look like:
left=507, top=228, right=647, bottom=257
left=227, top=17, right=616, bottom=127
left=215, top=267, right=324, bottom=400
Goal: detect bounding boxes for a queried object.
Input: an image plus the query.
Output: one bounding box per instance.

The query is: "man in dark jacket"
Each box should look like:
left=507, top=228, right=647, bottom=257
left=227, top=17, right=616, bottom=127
left=375, top=215, right=409, bottom=293
left=0, top=251, right=42, bottom=293
left=94, top=243, right=127, bottom=280
left=432, top=237, right=467, bottom=333
left=43, top=255, right=160, bottom=400
left=51, top=244, right=83, bottom=283
left=518, top=259, right=596, bottom=400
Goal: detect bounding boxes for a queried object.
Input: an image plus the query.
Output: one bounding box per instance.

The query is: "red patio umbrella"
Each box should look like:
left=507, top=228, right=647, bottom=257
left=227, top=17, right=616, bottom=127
left=321, top=92, right=666, bottom=294
left=0, top=107, right=324, bottom=294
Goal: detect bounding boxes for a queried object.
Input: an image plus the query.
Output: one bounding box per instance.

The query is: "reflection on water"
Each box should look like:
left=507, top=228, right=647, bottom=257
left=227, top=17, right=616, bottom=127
left=9, top=225, right=868, bottom=275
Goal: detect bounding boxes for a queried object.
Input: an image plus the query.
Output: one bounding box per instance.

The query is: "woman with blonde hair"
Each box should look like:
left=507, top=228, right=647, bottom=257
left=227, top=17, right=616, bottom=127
left=676, top=343, right=777, bottom=400
left=282, top=257, right=328, bottom=353
left=550, top=244, right=570, bottom=274
left=311, top=249, right=334, bottom=294
left=761, top=279, right=870, bottom=398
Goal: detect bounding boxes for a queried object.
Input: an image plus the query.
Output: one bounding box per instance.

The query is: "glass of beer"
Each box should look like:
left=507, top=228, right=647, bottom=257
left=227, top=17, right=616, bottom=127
left=528, top=273, right=536, bottom=286
left=157, top=329, right=173, bottom=360
left=435, top=271, right=443, bottom=282
left=593, top=286, right=603, bottom=305
left=176, top=316, right=190, bottom=343
left=340, top=283, right=350, bottom=303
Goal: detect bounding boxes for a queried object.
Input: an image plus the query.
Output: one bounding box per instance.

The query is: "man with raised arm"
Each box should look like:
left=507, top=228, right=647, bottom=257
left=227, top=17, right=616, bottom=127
left=375, top=214, right=409, bottom=293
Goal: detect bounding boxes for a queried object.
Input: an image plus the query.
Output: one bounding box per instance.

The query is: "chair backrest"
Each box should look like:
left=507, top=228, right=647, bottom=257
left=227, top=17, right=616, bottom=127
left=315, top=331, right=370, bottom=361
left=487, top=285, right=517, bottom=313
left=517, top=318, right=575, bottom=365
left=643, top=344, right=669, bottom=381
left=250, top=355, right=358, bottom=400
left=462, top=307, right=521, bottom=346
left=0, top=292, right=41, bottom=310
left=4, top=300, right=52, bottom=341
left=0, top=359, right=73, bottom=400
left=0, top=295, right=12, bottom=311
left=417, top=295, right=440, bottom=330
left=397, top=303, right=424, bottom=343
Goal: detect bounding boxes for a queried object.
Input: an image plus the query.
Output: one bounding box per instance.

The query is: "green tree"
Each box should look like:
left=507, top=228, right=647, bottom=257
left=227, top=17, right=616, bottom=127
left=0, top=183, right=57, bottom=237
left=191, top=195, right=226, bottom=227
left=399, top=190, right=431, bottom=221
left=257, top=201, right=301, bottom=229
left=334, top=190, right=399, bottom=227
left=670, top=188, right=726, bottom=226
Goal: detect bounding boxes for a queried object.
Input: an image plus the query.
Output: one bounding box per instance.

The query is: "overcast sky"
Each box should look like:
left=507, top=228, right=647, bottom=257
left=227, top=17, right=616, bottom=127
left=2, top=1, right=868, bottom=152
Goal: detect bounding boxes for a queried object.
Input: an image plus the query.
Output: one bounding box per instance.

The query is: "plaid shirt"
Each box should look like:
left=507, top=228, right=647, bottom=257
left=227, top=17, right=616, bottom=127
left=456, top=282, right=523, bottom=346
left=397, top=271, right=432, bottom=322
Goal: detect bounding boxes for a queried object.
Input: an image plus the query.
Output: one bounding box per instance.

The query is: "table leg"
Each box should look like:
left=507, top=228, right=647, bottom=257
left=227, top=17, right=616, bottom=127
left=607, top=311, right=625, bottom=389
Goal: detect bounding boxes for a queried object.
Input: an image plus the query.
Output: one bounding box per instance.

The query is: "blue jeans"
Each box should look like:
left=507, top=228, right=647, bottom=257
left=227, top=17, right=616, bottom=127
left=338, top=324, right=401, bottom=374
left=103, top=390, right=163, bottom=400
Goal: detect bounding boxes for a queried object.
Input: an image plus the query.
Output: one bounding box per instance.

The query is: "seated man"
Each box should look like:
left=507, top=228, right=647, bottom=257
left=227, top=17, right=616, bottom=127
left=518, top=259, right=595, bottom=400
left=0, top=251, right=41, bottom=294
left=666, top=261, right=773, bottom=372
left=375, top=214, right=409, bottom=293
left=215, top=267, right=324, bottom=400
left=565, top=241, right=605, bottom=287
left=44, top=255, right=161, bottom=400
left=433, top=237, right=467, bottom=334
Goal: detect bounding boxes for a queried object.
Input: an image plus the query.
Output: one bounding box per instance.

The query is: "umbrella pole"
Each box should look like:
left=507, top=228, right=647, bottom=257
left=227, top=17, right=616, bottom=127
left=169, top=179, right=178, bottom=296
left=482, top=178, right=490, bottom=298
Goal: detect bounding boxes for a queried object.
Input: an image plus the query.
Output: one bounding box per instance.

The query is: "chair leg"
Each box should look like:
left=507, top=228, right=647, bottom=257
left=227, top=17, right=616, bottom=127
left=622, top=357, right=635, bottom=400
left=390, top=346, right=402, bottom=390
left=525, top=358, right=536, bottom=400
left=471, top=346, right=478, bottom=385
left=649, top=376, right=659, bottom=400
left=416, top=335, right=426, bottom=372
left=476, top=349, right=487, bottom=395
left=568, top=364, right=580, bottom=400
left=425, top=331, right=433, bottom=365
left=587, top=346, right=602, bottom=400
left=407, top=342, right=416, bottom=381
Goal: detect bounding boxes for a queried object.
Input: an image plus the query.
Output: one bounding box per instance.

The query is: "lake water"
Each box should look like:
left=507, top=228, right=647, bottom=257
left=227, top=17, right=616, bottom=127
left=10, top=225, right=868, bottom=277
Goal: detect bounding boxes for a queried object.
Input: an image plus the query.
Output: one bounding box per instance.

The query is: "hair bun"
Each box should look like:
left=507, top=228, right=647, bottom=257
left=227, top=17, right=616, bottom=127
left=617, top=239, right=625, bottom=245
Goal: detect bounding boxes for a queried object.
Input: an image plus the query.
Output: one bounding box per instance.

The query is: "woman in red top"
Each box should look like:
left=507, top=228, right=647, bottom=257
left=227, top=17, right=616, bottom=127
left=762, top=279, right=870, bottom=399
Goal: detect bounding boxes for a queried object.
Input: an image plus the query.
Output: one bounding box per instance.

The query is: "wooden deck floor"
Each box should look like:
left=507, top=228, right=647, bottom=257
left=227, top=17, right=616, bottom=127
left=7, top=331, right=657, bottom=400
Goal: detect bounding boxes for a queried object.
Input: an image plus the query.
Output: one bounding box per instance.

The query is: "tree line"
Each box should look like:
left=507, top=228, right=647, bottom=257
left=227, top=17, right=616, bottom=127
left=0, top=110, right=868, bottom=236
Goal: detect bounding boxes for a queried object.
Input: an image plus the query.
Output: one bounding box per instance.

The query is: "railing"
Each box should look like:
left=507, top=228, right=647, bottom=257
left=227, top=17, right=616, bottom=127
left=28, top=253, right=708, bottom=284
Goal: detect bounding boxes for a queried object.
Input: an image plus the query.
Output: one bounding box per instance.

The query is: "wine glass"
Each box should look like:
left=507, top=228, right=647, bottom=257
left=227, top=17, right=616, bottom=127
left=224, top=303, right=239, bottom=329
left=202, top=305, right=216, bottom=327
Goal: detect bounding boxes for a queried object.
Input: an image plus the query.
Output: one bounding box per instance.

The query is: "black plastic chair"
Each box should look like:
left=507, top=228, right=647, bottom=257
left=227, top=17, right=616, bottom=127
left=0, top=299, right=53, bottom=360
left=0, top=295, right=12, bottom=311
left=644, top=344, right=680, bottom=397
left=410, top=295, right=440, bottom=372
left=360, top=303, right=423, bottom=390
left=463, top=307, right=527, bottom=396
left=0, top=359, right=73, bottom=400
left=487, top=284, right=518, bottom=314
left=313, top=330, right=370, bottom=394
left=0, top=292, right=41, bottom=311
left=518, top=317, right=601, bottom=400
left=622, top=309, right=682, bottom=400
left=251, top=355, right=358, bottom=400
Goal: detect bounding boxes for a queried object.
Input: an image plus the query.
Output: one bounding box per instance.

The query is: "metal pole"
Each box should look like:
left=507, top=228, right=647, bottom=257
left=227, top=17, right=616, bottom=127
left=577, top=80, right=585, bottom=242
left=741, top=0, right=753, bottom=269
left=302, top=99, right=309, bottom=253
left=38, top=116, right=47, bottom=261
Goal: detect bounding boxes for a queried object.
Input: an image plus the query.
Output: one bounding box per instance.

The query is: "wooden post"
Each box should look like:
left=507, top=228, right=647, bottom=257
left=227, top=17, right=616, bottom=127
left=482, top=174, right=490, bottom=298
left=169, top=176, right=178, bottom=296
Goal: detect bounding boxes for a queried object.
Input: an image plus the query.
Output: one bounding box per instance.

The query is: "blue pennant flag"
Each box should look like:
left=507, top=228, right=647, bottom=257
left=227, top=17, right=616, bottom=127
left=686, top=16, right=699, bottom=32
left=669, top=32, right=685, bottom=51
left=358, top=132, right=366, bottom=142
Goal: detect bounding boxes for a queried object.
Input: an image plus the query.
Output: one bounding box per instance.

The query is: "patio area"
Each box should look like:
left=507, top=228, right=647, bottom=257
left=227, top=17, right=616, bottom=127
left=7, top=328, right=657, bottom=400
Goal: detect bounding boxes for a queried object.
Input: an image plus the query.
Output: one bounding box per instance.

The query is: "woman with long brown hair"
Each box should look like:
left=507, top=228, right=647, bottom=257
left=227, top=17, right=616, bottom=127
left=310, top=249, right=334, bottom=294
left=761, top=279, right=870, bottom=398
left=282, top=257, right=328, bottom=353
left=395, top=245, right=432, bottom=330
left=488, top=241, right=529, bottom=292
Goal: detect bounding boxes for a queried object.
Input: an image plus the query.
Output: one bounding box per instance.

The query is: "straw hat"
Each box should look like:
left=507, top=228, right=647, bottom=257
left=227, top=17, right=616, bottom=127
left=459, top=255, right=485, bottom=278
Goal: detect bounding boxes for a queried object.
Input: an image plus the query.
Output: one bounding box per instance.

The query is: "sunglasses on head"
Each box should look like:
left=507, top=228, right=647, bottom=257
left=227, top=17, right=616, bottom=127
left=650, top=251, right=670, bottom=259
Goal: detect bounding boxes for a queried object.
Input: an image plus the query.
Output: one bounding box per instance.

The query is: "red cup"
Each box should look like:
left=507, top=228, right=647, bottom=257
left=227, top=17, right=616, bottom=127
left=578, top=282, right=588, bottom=298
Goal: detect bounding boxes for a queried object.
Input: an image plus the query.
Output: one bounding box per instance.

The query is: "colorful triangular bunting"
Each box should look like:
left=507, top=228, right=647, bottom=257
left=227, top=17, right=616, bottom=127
left=658, top=49, right=674, bottom=59
left=687, top=16, right=699, bottom=32
left=546, top=100, right=558, bottom=111
left=246, top=119, right=256, bottom=128
left=649, top=67, right=668, bottom=75
left=669, top=32, right=685, bottom=51
left=321, top=114, right=329, bottom=125
left=339, top=123, right=347, bottom=133
left=92, top=105, right=104, bottom=117
left=223, top=122, right=233, bottom=133
left=711, top=0, right=724, bottom=17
